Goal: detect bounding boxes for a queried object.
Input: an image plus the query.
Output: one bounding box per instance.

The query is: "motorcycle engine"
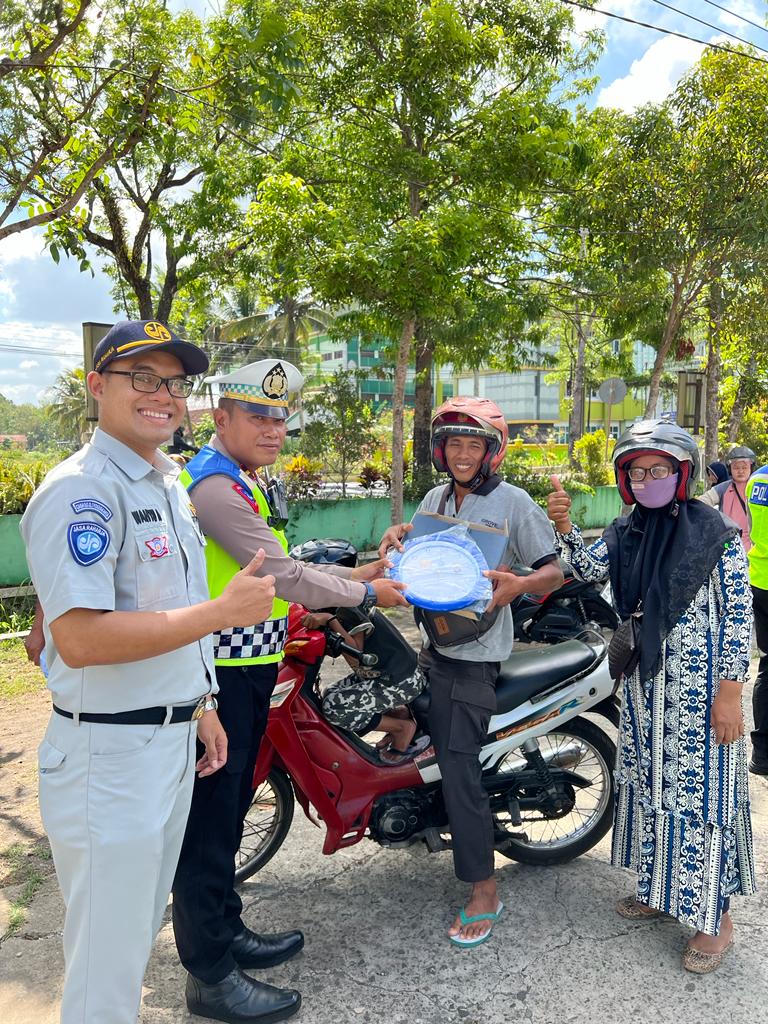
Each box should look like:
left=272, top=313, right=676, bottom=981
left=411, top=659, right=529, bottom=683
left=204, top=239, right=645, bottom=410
left=369, top=790, right=427, bottom=845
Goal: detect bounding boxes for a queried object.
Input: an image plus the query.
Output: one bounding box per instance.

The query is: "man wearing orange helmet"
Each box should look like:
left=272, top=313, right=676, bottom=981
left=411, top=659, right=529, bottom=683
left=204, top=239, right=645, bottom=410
left=379, top=397, right=563, bottom=947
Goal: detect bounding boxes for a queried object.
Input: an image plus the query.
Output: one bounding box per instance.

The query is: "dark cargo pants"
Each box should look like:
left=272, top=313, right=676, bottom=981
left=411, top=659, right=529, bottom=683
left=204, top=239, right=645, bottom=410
left=420, top=648, right=499, bottom=883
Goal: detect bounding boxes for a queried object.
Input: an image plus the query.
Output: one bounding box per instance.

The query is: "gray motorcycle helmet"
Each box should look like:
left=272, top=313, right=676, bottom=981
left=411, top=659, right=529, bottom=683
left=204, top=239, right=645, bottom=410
left=289, top=537, right=358, bottom=568
left=612, top=419, right=700, bottom=503
left=725, top=445, right=756, bottom=469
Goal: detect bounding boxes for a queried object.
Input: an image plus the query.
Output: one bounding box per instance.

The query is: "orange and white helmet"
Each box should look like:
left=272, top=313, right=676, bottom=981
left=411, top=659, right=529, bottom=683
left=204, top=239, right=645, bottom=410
left=430, top=396, right=509, bottom=482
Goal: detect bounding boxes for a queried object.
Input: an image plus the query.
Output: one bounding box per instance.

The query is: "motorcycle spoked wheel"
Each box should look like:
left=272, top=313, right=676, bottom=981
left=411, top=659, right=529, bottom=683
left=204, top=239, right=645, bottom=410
left=235, top=767, right=295, bottom=885
left=491, top=716, right=615, bottom=866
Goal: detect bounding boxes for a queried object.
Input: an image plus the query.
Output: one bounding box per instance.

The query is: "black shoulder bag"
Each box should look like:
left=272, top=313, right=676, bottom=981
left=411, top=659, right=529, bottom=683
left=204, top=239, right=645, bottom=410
left=607, top=611, right=643, bottom=681
left=413, top=483, right=500, bottom=648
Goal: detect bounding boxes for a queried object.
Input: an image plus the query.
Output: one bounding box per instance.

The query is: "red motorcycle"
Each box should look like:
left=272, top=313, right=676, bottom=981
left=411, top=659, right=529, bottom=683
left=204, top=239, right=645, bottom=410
left=235, top=604, right=620, bottom=884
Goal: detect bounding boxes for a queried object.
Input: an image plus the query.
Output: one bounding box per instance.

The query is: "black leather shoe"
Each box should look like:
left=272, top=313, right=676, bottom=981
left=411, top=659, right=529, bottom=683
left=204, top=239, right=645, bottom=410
left=186, top=967, right=301, bottom=1023
left=231, top=927, right=304, bottom=969
left=748, top=757, right=768, bottom=776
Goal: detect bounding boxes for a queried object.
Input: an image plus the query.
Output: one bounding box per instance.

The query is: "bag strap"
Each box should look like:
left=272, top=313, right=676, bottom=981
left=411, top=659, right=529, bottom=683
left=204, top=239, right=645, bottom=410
left=436, top=483, right=453, bottom=516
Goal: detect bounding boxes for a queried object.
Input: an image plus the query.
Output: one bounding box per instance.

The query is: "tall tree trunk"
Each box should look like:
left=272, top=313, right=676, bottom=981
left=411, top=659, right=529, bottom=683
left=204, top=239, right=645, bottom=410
left=568, top=313, right=588, bottom=465
left=391, top=318, right=416, bottom=524
left=704, top=281, right=722, bottom=463
left=643, top=316, right=679, bottom=419
left=412, top=324, right=433, bottom=480
left=727, top=357, right=756, bottom=442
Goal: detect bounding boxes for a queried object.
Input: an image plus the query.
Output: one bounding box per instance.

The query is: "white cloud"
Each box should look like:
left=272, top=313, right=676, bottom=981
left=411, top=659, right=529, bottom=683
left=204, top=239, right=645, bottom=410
left=19, top=359, right=39, bottom=370
left=0, top=228, right=46, bottom=265
left=0, top=382, right=48, bottom=404
left=716, top=1, right=764, bottom=31
left=597, top=34, right=704, bottom=110
left=0, top=320, right=82, bottom=358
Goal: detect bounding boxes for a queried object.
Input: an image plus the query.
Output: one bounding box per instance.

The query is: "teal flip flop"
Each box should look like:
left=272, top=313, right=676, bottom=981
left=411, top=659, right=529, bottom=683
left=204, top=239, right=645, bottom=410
left=449, top=900, right=504, bottom=948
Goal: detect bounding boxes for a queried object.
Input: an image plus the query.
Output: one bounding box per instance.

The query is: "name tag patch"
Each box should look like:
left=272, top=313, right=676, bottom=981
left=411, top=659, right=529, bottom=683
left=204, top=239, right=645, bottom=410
left=131, top=507, right=164, bottom=525
left=144, top=535, right=170, bottom=559
left=68, top=522, right=110, bottom=566
left=71, top=497, right=113, bottom=521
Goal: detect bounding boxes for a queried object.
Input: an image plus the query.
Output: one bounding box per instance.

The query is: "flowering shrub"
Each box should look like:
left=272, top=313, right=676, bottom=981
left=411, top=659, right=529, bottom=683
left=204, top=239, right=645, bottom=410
left=282, top=454, right=324, bottom=501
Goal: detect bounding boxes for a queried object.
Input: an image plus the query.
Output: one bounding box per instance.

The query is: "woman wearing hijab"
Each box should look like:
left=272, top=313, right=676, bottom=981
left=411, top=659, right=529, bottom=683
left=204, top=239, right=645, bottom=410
left=547, top=420, right=755, bottom=973
left=706, top=460, right=729, bottom=487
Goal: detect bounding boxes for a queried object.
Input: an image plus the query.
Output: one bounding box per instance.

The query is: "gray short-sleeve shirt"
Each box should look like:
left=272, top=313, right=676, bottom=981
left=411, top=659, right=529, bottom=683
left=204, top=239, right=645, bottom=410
left=416, top=478, right=557, bottom=663
left=20, top=428, right=215, bottom=713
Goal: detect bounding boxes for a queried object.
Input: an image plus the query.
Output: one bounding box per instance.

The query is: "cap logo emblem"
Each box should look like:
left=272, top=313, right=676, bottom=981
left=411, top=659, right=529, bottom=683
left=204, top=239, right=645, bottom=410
left=144, top=321, right=172, bottom=341
left=262, top=363, right=288, bottom=400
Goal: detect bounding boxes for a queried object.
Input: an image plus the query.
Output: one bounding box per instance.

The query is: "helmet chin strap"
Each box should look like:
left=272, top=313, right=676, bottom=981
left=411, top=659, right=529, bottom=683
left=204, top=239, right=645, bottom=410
left=446, top=466, right=488, bottom=491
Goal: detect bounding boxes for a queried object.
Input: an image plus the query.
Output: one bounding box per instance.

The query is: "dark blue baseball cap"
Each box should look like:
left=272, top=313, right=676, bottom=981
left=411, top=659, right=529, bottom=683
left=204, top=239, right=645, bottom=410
left=93, top=320, right=209, bottom=375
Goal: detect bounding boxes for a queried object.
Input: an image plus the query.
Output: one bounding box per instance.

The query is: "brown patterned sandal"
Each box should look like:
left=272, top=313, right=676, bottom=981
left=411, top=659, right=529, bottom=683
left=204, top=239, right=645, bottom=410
left=682, top=939, right=734, bottom=974
left=615, top=896, right=664, bottom=920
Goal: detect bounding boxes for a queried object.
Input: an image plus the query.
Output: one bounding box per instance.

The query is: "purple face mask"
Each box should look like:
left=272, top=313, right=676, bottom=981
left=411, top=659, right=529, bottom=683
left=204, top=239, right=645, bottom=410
left=631, top=473, right=678, bottom=509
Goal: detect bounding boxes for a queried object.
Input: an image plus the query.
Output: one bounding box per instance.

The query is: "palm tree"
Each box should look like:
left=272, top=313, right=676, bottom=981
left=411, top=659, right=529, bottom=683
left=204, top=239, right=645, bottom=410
left=46, top=367, right=87, bottom=445
left=207, top=290, right=334, bottom=375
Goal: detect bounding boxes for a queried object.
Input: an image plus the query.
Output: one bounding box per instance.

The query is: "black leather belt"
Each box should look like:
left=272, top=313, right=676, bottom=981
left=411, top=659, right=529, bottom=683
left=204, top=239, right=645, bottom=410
left=53, top=701, right=202, bottom=725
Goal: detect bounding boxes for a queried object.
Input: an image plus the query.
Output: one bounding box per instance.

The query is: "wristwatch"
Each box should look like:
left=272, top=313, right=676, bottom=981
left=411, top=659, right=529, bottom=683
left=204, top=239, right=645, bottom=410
left=359, top=581, right=377, bottom=615
left=193, top=695, right=219, bottom=719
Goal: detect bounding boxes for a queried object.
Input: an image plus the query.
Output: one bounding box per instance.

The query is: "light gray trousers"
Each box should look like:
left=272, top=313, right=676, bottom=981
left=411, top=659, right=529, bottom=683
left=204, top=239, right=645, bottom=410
left=38, top=711, right=197, bottom=1024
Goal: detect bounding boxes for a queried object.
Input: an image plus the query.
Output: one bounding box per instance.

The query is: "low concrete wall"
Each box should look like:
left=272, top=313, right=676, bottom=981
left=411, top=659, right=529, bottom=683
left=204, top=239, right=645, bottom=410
left=285, top=498, right=420, bottom=553
left=0, top=487, right=622, bottom=585
left=568, top=486, right=622, bottom=530
left=0, top=515, right=29, bottom=586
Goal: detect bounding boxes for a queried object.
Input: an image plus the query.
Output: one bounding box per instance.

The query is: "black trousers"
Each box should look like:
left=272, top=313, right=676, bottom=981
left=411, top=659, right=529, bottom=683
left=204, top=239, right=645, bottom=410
left=172, top=662, right=278, bottom=984
left=751, top=586, right=768, bottom=761
left=420, top=648, right=499, bottom=884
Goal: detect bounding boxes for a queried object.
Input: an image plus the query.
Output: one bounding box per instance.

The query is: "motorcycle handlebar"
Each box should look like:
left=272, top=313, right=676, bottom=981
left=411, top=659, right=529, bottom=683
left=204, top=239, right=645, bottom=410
left=325, top=631, right=379, bottom=667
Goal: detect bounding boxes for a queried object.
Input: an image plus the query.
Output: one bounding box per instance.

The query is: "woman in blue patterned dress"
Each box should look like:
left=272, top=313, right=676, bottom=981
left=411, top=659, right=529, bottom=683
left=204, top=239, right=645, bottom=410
left=547, top=420, right=756, bottom=973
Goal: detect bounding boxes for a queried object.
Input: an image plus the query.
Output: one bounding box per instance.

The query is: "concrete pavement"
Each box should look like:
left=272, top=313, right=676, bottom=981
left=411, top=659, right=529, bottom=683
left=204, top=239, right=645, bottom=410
left=2, top=640, right=767, bottom=1024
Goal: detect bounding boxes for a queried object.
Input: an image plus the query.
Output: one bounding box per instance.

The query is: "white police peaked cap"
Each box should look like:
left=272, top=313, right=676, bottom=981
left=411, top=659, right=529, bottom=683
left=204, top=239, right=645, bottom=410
left=207, top=359, right=304, bottom=420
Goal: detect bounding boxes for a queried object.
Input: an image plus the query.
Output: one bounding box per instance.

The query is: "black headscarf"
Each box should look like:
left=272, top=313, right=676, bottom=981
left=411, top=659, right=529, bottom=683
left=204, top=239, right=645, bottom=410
left=603, top=485, right=736, bottom=683
left=706, top=461, right=729, bottom=485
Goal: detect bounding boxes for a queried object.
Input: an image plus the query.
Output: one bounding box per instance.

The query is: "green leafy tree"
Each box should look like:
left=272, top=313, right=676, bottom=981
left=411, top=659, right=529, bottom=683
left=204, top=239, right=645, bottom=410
left=249, top=0, right=598, bottom=521
left=569, top=48, right=768, bottom=419
left=300, top=369, right=377, bottom=496
left=43, top=1, right=299, bottom=322
left=0, top=0, right=161, bottom=243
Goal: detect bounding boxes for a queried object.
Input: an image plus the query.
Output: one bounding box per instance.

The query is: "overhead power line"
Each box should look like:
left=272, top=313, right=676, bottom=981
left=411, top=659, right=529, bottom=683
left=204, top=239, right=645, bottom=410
left=0, top=342, right=81, bottom=357
left=700, top=0, right=768, bottom=35
left=647, top=0, right=768, bottom=56
left=560, top=0, right=768, bottom=64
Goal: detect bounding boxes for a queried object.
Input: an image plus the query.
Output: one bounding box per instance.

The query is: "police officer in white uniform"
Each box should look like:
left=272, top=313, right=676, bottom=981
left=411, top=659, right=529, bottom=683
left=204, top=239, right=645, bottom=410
left=20, top=320, right=280, bottom=1024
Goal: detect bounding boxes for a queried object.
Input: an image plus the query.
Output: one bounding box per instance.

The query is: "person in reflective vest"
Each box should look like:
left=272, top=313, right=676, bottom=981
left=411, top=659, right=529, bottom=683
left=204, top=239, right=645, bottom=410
left=172, top=358, right=407, bottom=1024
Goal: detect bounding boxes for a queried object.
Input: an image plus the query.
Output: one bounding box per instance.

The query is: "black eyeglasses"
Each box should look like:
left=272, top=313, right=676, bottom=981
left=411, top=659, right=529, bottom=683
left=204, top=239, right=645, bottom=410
left=627, top=465, right=673, bottom=482
left=103, top=369, right=194, bottom=398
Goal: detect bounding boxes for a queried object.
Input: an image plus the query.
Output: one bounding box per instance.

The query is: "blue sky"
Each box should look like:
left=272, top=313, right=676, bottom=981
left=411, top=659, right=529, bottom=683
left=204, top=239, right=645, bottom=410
left=1, top=0, right=766, bottom=405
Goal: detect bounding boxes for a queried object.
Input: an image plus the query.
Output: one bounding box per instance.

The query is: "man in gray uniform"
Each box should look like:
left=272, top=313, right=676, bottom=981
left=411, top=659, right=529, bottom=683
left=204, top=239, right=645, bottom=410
left=21, top=320, right=279, bottom=1024
left=379, top=396, right=562, bottom=949
left=172, top=359, right=408, bottom=1023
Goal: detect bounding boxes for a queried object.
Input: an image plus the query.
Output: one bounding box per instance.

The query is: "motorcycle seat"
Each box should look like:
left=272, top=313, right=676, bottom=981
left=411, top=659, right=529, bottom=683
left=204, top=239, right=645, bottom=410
left=411, top=640, right=599, bottom=719
left=495, top=640, right=596, bottom=714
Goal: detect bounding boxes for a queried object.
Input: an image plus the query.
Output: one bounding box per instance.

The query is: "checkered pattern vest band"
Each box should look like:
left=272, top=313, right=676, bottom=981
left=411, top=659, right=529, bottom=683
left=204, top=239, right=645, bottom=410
left=181, top=449, right=289, bottom=666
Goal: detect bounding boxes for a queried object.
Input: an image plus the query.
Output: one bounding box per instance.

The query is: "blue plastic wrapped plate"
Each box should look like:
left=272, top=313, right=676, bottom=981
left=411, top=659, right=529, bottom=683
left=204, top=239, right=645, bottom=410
left=389, top=532, right=490, bottom=611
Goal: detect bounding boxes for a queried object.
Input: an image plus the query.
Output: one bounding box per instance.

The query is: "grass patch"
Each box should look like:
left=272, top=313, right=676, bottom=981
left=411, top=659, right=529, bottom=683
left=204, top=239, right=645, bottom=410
left=0, top=639, right=46, bottom=701
left=0, top=840, right=53, bottom=937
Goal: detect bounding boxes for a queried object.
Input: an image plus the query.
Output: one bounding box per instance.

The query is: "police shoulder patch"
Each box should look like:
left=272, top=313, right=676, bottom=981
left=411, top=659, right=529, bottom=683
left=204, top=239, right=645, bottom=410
left=67, top=521, right=110, bottom=566
left=71, top=497, right=113, bottom=521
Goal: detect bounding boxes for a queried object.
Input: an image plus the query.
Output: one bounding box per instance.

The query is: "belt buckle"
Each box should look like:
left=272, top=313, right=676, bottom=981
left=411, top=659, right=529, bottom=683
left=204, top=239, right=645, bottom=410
left=192, top=697, right=206, bottom=721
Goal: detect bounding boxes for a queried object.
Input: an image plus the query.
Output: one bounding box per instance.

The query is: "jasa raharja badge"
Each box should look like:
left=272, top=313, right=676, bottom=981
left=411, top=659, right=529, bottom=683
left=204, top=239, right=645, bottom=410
left=262, top=363, right=288, bottom=400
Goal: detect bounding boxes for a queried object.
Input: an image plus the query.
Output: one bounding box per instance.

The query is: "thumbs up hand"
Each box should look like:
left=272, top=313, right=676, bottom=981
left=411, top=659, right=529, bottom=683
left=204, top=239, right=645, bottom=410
left=547, top=474, right=573, bottom=533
